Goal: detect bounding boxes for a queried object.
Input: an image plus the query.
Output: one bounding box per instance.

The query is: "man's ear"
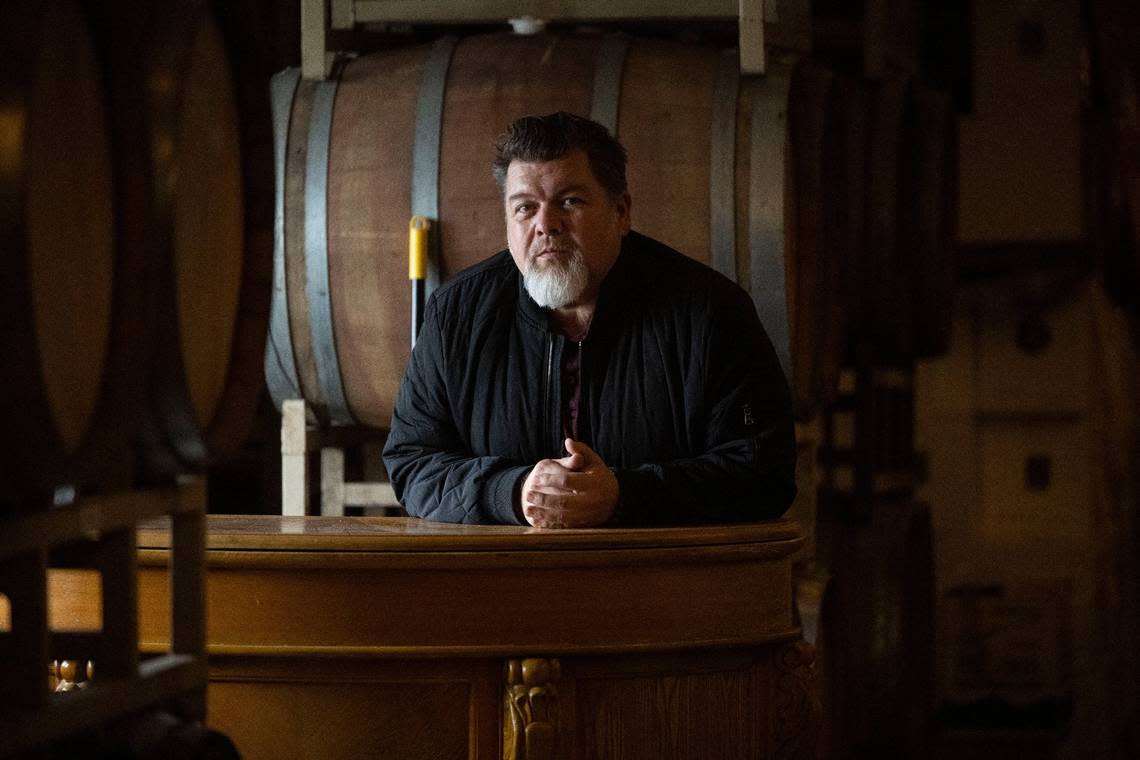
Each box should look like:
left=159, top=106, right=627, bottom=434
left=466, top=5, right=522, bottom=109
left=616, top=192, right=632, bottom=232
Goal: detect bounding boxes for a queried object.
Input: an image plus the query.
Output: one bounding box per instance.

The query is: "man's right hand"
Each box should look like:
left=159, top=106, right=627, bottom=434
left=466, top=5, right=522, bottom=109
left=519, top=438, right=619, bottom=528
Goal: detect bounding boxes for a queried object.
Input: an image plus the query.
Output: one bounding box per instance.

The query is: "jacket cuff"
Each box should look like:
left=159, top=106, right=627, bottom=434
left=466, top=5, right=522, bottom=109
left=484, top=465, right=532, bottom=525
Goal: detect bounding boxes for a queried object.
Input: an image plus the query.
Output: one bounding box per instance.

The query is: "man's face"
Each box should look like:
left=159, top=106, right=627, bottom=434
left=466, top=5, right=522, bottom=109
left=504, top=150, right=631, bottom=309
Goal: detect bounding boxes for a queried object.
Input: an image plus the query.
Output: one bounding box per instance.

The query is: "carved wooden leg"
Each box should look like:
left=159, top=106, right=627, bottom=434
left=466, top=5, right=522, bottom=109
left=503, top=658, right=560, bottom=760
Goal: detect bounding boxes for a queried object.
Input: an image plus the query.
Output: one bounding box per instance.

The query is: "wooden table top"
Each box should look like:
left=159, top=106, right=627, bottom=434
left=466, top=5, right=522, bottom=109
left=138, top=514, right=803, bottom=554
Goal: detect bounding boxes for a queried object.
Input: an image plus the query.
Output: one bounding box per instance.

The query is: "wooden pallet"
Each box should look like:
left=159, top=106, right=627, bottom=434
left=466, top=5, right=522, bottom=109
left=0, top=479, right=207, bottom=757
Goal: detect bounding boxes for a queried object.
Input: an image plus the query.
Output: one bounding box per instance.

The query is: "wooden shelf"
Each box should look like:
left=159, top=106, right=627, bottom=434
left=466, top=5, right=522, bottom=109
left=0, top=654, right=205, bottom=757
left=346, top=0, right=741, bottom=24
left=303, top=0, right=794, bottom=79
left=0, top=486, right=195, bottom=561
left=0, top=480, right=207, bottom=756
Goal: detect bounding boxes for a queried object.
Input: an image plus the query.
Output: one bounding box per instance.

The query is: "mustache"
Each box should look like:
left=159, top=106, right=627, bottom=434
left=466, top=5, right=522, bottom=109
left=527, top=247, right=578, bottom=268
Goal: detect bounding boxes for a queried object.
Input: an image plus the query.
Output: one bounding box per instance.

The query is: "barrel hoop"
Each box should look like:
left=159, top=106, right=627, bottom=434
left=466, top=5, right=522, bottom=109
left=412, top=35, right=458, bottom=298
left=748, top=67, right=794, bottom=384
left=266, top=67, right=303, bottom=410
left=590, top=35, right=629, bottom=135
left=710, top=49, right=740, bottom=282
left=304, top=76, right=354, bottom=424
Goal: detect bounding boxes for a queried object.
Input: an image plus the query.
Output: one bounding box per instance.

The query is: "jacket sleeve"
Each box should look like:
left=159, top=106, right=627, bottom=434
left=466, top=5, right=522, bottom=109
left=610, top=286, right=797, bottom=526
left=381, top=298, right=530, bottom=525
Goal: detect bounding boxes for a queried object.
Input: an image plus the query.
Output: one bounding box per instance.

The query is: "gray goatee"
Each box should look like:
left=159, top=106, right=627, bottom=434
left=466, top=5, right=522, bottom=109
left=523, top=250, right=589, bottom=309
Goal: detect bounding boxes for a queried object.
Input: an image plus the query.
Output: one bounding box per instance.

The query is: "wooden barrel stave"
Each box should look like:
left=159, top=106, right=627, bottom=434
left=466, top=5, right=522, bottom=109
left=621, top=39, right=721, bottom=265
left=173, top=9, right=247, bottom=442
left=331, top=49, right=425, bottom=427
left=283, top=77, right=321, bottom=412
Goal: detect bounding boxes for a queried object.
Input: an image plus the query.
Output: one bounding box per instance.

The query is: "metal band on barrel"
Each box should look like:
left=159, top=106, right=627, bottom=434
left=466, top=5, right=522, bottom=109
left=710, top=49, right=740, bottom=282
left=266, top=67, right=303, bottom=410
left=748, top=66, right=794, bottom=384
left=590, top=35, right=629, bottom=135
left=411, top=36, right=458, bottom=298
left=304, top=76, right=354, bottom=425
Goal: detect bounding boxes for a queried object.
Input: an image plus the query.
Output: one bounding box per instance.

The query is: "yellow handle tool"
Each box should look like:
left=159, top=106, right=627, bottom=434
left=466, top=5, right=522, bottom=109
left=409, top=216, right=431, bottom=347
left=409, top=216, right=429, bottom=281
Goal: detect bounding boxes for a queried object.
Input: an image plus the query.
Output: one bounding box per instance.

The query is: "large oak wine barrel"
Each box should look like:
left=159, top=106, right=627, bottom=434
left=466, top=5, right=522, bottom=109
left=0, top=0, right=127, bottom=511
left=0, top=0, right=273, bottom=510
left=267, top=33, right=859, bottom=428
left=125, top=0, right=272, bottom=479
left=87, top=0, right=273, bottom=481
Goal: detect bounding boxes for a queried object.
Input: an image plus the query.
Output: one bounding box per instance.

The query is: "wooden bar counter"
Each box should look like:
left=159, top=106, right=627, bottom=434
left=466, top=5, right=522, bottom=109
left=51, top=515, right=817, bottom=759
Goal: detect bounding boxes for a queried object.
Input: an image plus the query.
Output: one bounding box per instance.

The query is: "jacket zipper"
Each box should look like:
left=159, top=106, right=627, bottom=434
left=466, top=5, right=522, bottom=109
left=577, top=339, right=586, bottom=448
left=545, top=335, right=588, bottom=456
left=544, top=335, right=556, bottom=455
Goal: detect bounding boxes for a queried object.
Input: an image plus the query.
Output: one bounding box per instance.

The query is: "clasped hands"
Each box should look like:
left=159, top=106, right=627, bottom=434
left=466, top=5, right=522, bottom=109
left=519, top=438, right=619, bottom=528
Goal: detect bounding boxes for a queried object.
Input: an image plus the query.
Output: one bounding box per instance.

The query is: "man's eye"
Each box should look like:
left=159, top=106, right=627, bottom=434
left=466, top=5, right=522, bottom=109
left=514, top=204, right=532, bottom=215
left=562, top=197, right=583, bottom=208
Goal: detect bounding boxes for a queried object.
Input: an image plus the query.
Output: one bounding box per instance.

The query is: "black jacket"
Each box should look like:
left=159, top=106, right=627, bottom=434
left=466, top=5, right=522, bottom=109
left=382, top=232, right=797, bottom=525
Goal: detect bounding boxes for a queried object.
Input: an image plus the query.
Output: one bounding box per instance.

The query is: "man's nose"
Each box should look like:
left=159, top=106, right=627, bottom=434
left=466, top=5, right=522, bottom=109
left=534, top=203, right=561, bottom=235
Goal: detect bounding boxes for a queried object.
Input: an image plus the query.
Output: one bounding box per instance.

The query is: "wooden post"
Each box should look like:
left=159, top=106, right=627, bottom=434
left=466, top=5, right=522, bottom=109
left=740, top=0, right=766, bottom=74
left=321, top=447, right=346, bottom=517
left=172, top=478, right=207, bottom=721
left=282, top=400, right=309, bottom=516
left=97, top=528, right=139, bottom=680
left=301, top=0, right=329, bottom=79
left=172, top=479, right=206, bottom=659
left=330, top=0, right=355, bottom=29
left=0, top=549, right=49, bottom=708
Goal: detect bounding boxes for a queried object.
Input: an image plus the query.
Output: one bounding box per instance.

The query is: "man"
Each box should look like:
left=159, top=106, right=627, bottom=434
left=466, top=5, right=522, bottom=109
left=383, top=112, right=795, bottom=527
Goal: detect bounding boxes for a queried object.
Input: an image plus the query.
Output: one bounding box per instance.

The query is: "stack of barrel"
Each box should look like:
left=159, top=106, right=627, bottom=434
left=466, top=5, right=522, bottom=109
left=0, top=0, right=275, bottom=514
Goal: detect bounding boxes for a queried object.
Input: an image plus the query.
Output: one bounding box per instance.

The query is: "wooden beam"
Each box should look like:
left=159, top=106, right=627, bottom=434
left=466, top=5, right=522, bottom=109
left=301, top=0, right=328, bottom=80
left=281, top=400, right=309, bottom=516
left=352, top=0, right=739, bottom=23
left=739, top=0, right=765, bottom=74
left=330, top=0, right=355, bottom=29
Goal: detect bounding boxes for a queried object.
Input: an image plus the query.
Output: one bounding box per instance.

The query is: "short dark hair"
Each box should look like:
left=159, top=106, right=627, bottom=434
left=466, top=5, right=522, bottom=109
left=492, top=112, right=628, bottom=199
